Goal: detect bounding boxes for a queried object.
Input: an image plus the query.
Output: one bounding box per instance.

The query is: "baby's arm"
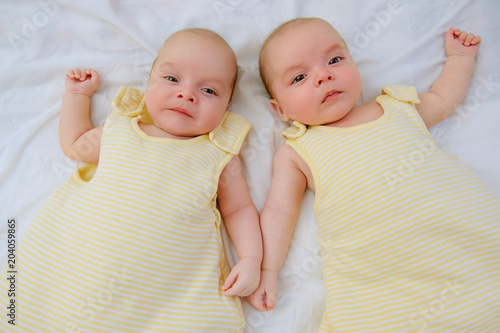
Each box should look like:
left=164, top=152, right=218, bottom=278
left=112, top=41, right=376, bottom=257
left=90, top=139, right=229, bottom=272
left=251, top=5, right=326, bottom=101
left=59, top=68, right=103, bottom=163
left=417, top=28, right=481, bottom=128
left=247, top=144, right=307, bottom=311
left=217, top=155, right=262, bottom=297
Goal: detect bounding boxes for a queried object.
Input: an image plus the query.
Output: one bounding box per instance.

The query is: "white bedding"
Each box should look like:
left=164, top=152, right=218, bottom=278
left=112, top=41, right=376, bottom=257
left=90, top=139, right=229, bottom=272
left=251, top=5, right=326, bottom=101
left=1, top=1, right=499, bottom=332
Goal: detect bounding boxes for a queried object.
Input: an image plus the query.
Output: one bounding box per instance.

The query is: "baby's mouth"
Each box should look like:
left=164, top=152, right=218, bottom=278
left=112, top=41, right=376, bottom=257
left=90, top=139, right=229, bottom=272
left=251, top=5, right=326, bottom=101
left=169, top=108, right=193, bottom=118
left=322, top=90, right=340, bottom=103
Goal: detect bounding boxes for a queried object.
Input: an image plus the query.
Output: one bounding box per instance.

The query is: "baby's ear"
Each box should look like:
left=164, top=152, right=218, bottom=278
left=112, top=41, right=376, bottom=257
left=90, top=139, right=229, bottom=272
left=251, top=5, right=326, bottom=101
left=270, top=99, right=290, bottom=122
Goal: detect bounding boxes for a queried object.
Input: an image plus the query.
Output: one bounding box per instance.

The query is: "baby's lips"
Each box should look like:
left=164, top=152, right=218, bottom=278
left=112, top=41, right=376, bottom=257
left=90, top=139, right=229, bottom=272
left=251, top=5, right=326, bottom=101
left=322, top=90, right=341, bottom=103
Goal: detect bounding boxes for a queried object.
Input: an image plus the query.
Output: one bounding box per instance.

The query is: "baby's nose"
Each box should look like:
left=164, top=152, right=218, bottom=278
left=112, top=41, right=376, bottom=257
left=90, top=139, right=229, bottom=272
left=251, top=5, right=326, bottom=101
left=177, top=93, right=195, bottom=102
left=177, top=87, right=196, bottom=103
left=317, top=74, right=333, bottom=86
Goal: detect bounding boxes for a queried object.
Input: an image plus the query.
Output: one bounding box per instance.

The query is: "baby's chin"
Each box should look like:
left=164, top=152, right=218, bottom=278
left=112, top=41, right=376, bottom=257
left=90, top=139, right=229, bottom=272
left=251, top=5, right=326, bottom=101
left=161, top=129, right=208, bottom=139
left=139, top=121, right=206, bottom=140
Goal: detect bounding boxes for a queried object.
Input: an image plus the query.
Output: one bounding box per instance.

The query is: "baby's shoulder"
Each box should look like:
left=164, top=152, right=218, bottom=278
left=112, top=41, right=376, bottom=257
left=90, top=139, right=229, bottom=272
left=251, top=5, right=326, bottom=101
left=275, top=143, right=298, bottom=163
left=275, top=143, right=315, bottom=192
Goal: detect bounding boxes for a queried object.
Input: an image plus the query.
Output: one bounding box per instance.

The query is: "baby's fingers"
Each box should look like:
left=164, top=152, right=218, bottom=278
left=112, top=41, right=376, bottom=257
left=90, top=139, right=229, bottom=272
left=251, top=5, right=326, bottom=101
left=66, top=68, right=77, bottom=79
left=224, top=283, right=244, bottom=297
left=452, top=28, right=465, bottom=39
left=88, top=68, right=100, bottom=83
left=247, top=288, right=270, bottom=312
left=453, top=28, right=481, bottom=47
left=463, top=32, right=477, bottom=46
left=224, top=277, right=252, bottom=297
left=74, top=68, right=84, bottom=80
left=79, top=68, right=93, bottom=81
left=222, top=269, right=236, bottom=288
left=265, top=290, right=276, bottom=311
left=67, top=68, right=92, bottom=81
left=469, top=34, right=481, bottom=46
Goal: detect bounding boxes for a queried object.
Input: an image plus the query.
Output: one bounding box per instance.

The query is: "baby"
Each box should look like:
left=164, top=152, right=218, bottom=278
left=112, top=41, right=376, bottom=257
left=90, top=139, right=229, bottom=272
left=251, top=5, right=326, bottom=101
left=1, top=28, right=261, bottom=332
left=249, top=18, right=500, bottom=332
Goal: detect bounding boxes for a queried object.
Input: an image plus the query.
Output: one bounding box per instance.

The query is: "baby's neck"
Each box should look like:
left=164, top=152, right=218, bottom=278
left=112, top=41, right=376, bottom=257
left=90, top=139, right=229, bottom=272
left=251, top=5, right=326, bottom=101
left=138, top=121, right=199, bottom=140
left=322, top=100, right=383, bottom=128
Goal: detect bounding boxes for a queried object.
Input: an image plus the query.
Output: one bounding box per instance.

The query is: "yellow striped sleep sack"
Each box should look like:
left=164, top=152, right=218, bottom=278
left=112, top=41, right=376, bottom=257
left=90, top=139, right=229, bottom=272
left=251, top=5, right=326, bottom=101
left=283, top=86, right=500, bottom=332
left=0, top=87, right=250, bottom=332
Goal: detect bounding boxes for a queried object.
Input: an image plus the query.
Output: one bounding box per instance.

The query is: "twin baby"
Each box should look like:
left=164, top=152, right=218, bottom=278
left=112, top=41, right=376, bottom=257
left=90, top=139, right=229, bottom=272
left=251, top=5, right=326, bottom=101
left=10, top=17, right=500, bottom=333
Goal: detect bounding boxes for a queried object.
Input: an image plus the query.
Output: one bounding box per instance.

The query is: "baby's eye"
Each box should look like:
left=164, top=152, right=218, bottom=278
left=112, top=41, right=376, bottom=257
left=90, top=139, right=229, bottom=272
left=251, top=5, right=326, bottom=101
left=329, top=57, right=341, bottom=65
left=292, top=74, right=306, bottom=84
left=202, top=88, right=217, bottom=95
left=165, top=76, right=178, bottom=82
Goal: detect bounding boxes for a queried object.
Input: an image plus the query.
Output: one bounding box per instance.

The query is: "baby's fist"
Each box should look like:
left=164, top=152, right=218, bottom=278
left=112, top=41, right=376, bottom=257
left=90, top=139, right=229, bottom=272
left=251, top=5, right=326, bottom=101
left=445, top=27, right=481, bottom=58
left=65, top=68, right=100, bottom=96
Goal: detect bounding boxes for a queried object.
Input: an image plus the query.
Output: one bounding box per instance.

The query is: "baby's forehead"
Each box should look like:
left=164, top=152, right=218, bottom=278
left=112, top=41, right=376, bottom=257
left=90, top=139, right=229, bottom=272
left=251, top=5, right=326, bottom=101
left=267, top=23, right=347, bottom=63
left=159, top=31, right=228, bottom=56
left=157, top=32, right=236, bottom=68
left=274, top=22, right=344, bottom=48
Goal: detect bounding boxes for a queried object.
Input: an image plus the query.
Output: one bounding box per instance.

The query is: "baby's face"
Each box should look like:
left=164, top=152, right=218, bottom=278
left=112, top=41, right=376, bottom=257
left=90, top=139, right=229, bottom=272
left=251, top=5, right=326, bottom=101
left=145, top=32, right=236, bottom=138
left=265, top=19, right=362, bottom=126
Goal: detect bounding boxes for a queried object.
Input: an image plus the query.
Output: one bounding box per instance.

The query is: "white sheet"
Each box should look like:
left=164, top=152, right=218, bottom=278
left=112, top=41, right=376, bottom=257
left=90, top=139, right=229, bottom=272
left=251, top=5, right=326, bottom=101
left=1, top=1, right=499, bottom=332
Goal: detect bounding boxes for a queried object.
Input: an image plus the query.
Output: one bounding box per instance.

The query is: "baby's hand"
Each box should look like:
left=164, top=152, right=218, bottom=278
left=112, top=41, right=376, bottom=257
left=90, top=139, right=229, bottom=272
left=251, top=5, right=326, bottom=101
left=222, top=256, right=261, bottom=297
left=247, top=270, right=277, bottom=311
left=445, top=27, right=481, bottom=58
left=65, top=68, right=100, bottom=97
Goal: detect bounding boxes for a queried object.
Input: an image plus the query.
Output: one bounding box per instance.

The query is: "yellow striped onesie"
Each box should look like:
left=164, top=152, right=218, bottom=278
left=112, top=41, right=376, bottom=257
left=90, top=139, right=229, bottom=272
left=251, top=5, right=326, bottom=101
left=282, top=86, right=500, bottom=333
left=0, top=87, right=250, bottom=332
